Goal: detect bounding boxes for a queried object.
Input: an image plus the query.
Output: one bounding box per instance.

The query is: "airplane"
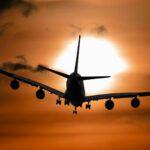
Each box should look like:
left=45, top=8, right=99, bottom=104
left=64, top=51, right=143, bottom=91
left=0, top=35, right=150, bottom=114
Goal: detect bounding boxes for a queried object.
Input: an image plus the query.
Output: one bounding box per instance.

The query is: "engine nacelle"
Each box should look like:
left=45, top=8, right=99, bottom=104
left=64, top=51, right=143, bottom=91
left=105, top=99, right=114, bottom=110
left=36, top=89, right=45, bottom=99
left=131, top=97, right=140, bottom=108
left=10, top=80, right=20, bottom=90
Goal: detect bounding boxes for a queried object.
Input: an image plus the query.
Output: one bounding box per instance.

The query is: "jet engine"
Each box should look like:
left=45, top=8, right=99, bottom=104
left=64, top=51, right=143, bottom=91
left=36, top=89, right=45, bottom=99
left=105, top=99, right=114, bottom=110
left=10, top=80, right=20, bottom=90
left=131, top=97, right=140, bottom=108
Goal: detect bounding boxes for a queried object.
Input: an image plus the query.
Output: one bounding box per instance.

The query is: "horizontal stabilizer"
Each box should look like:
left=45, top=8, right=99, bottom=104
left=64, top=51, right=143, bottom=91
left=39, top=65, right=70, bottom=78
left=78, top=76, right=111, bottom=80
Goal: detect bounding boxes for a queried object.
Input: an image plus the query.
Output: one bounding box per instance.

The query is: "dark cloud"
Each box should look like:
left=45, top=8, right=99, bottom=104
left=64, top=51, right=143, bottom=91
left=92, top=25, right=108, bottom=35
left=0, top=0, right=37, bottom=17
left=1, top=61, right=32, bottom=71
left=16, top=55, right=27, bottom=64
left=0, top=22, right=13, bottom=36
left=70, top=24, right=108, bottom=36
left=0, top=56, right=45, bottom=72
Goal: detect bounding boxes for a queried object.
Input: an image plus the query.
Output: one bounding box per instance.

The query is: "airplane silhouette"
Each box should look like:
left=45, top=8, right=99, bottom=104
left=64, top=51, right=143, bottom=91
left=0, top=35, right=150, bottom=114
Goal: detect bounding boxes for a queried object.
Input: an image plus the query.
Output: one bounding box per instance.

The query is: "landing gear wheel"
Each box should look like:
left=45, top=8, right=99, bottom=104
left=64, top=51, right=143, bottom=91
left=86, top=103, right=91, bottom=109
left=73, top=110, right=77, bottom=114
left=73, top=107, right=77, bottom=114
left=64, top=100, right=70, bottom=106
left=56, top=98, right=61, bottom=105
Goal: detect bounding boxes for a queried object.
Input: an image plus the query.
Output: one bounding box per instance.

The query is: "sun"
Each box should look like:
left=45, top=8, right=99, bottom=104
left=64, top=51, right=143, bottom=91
left=54, top=36, right=128, bottom=94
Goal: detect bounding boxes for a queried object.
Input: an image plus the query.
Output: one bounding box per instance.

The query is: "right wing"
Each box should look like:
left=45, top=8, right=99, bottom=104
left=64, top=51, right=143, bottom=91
left=0, top=68, right=64, bottom=98
left=84, top=92, right=150, bottom=102
left=78, top=76, right=111, bottom=80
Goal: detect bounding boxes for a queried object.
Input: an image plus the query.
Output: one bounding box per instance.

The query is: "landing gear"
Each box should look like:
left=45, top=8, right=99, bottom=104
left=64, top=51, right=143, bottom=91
left=73, top=107, right=77, bottom=114
left=73, top=110, right=77, bottom=114
left=56, top=97, right=61, bottom=105
left=86, top=102, right=91, bottom=109
left=64, top=99, right=70, bottom=106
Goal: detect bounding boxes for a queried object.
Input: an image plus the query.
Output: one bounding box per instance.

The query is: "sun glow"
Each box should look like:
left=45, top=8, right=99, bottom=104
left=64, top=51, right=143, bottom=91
left=54, top=36, right=127, bottom=94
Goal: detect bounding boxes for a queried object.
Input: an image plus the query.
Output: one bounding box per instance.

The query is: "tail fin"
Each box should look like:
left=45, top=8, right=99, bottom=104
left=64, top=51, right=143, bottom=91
left=38, top=65, right=69, bottom=78
left=74, top=35, right=81, bottom=74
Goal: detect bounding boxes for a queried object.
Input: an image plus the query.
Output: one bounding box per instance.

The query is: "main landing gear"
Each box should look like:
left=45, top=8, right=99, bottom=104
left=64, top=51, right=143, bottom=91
left=73, top=107, right=77, bottom=114
left=56, top=97, right=61, bottom=105
left=86, top=102, right=91, bottom=109
left=64, top=99, right=70, bottom=106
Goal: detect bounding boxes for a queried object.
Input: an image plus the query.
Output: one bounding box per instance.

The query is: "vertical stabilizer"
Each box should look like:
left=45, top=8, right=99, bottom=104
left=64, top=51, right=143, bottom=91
left=74, top=35, right=81, bottom=74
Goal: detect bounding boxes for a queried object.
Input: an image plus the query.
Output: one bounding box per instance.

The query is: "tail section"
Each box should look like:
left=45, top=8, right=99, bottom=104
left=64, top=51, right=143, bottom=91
left=73, top=35, right=111, bottom=79
left=74, top=35, right=81, bottom=74
left=39, top=35, right=111, bottom=80
left=39, top=35, right=81, bottom=78
left=38, top=65, right=69, bottom=78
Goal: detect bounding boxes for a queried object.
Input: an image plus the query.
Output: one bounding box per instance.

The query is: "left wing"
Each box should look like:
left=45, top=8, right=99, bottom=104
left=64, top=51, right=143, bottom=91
left=0, top=68, right=64, bottom=98
left=84, top=92, right=150, bottom=102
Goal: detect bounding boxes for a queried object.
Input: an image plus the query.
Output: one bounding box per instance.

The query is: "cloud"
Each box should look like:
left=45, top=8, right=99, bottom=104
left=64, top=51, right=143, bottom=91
left=0, top=56, right=45, bottom=72
left=70, top=24, right=108, bottom=36
left=0, top=0, right=37, bottom=17
left=92, top=25, right=108, bottom=35
left=0, top=22, right=13, bottom=36
left=16, top=55, right=27, bottom=64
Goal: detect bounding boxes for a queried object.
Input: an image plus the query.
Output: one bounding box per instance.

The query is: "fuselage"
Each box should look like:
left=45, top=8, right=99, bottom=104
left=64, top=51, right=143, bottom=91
left=64, top=73, right=85, bottom=107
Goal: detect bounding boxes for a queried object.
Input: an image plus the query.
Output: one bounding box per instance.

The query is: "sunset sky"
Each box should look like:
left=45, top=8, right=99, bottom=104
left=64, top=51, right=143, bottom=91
left=0, top=0, right=150, bottom=150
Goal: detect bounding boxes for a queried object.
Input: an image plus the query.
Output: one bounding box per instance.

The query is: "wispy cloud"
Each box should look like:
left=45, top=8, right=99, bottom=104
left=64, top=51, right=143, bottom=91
left=0, top=22, right=13, bottom=36
left=0, top=0, right=37, bottom=17
left=70, top=24, right=108, bottom=35
left=91, top=25, right=108, bottom=35
left=0, top=55, right=45, bottom=72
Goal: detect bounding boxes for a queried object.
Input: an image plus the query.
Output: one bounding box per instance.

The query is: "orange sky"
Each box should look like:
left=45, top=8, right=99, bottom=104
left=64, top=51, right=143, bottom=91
left=0, top=0, right=150, bottom=150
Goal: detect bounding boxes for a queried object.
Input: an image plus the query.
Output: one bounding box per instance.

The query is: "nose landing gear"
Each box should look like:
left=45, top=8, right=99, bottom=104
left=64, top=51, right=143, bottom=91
left=86, top=102, right=91, bottom=109
left=73, top=107, right=77, bottom=114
